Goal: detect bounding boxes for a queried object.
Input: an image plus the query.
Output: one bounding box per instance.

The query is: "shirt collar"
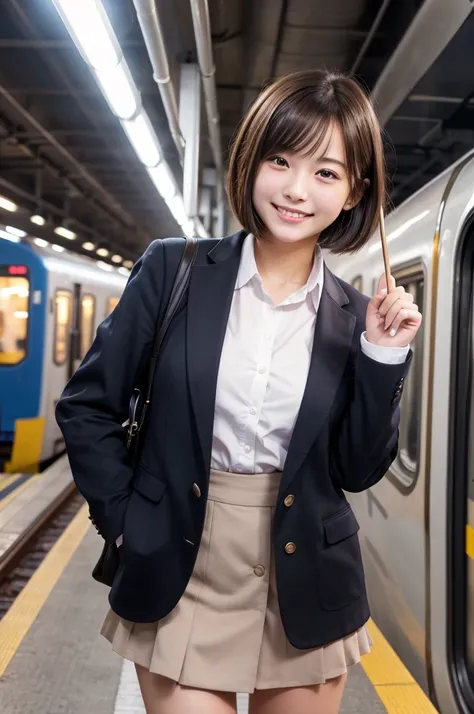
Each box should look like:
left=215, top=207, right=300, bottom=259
left=235, top=233, right=324, bottom=311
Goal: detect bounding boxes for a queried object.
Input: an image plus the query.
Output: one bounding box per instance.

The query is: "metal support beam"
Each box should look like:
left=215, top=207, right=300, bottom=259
left=372, top=0, right=473, bottom=126
left=179, top=64, right=201, bottom=219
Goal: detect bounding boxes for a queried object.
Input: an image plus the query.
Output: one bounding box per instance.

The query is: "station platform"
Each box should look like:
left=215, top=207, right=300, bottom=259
left=0, top=468, right=437, bottom=714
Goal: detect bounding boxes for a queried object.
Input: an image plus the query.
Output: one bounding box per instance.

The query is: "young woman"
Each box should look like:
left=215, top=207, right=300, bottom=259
left=56, top=69, right=422, bottom=714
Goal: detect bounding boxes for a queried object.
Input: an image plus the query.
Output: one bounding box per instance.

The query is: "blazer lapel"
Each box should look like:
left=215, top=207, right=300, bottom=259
left=186, top=232, right=246, bottom=475
left=281, top=267, right=356, bottom=493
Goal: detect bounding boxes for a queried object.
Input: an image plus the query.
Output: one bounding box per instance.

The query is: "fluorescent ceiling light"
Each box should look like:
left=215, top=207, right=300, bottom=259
left=96, top=247, right=109, bottom=257
left=147, top=163, right=177, bottom=202
left=165, top=194, right=188, bottom=227
left=52, top=0, right=120, bottom=69
left=122, top=259, right=134, bottom=269
left=5, top=225, right=27, bottom=238
left=118, top=267, right=130, bottom=277
left=0, top=229, right=20, bottom=242
left=55, top=226, right=77, bottom=240
left=52, top=244, right=65, bottom=252
left=111, top=254, right=122, bottom=263
left=82, top=241, right=96, bottom=251
left=30, top=214, right=46, bottom=226
left=122, top=111, right=161, bottom=168
left=0, top=195, right=18, bottom=212
left=97, top=260, right=112, bottom=271
left=195, top=219, right=208, bottom=238
left=95, top=60, right=139, bottom=120
left=34, top=238, right=49, bottom=248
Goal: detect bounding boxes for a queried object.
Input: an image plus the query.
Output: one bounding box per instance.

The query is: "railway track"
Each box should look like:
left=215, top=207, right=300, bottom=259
left=0, top=485, right=84, bottom=618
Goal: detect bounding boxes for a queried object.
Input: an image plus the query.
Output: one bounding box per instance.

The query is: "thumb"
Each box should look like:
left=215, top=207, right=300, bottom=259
left=377, top=273, right=396, bottom=294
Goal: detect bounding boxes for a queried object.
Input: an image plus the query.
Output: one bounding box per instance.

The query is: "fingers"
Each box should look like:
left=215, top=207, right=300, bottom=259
left=377, top=273, right=396, bottom=294
left=388, top=307, right=422, bottom=337
left=384, top=298, right=416, bottom=331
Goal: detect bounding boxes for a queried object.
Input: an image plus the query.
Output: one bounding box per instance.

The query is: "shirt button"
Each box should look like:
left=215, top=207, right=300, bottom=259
left=249, top=407, right=256, bottom=416
left=285, top=542, right=296, bottom=554
left=253, top=565, right=265, bottom=577
left=244, top=445, right=251, bottom=453
left=258, top=366, right=266, bottom=374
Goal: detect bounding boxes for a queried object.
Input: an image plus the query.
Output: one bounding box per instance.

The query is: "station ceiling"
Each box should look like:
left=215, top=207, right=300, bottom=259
left=0, top=0, right=473, bottom=261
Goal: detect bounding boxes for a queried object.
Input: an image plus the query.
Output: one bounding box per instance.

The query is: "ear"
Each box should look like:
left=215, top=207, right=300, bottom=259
left=343, top=178, right=370, bottom=211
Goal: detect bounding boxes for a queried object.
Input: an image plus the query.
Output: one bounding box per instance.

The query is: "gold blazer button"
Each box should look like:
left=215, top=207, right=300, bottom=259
left=284, top=494, right=295, bottom=507
left=285, top=542, right=296, bottom=554
left=192, top=482, right=201, bottom=497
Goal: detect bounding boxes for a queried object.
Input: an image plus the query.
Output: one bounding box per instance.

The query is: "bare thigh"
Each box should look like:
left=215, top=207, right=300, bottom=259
left=249, top=673, right=347, bottom=714
left=135, top=664, right=237, bottom=714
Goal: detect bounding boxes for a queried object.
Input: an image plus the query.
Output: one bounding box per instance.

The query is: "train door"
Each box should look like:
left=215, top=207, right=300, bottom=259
left=446, top=216, right=474, bottom=713
left=347, top=260, right=430, bottom=691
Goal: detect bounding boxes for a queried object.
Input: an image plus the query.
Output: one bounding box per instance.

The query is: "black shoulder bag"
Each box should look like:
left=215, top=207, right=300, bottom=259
left=92, top=236, right=199, bottom=586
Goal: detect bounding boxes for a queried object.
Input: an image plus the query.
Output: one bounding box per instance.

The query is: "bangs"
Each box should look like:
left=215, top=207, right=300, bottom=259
left=260, top=91, right=338, bottom=163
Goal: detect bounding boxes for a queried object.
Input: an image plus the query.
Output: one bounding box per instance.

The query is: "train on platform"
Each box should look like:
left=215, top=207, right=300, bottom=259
left=325, top=147, right=474, bottom=714
left=0, top=237, right=127, bottom=473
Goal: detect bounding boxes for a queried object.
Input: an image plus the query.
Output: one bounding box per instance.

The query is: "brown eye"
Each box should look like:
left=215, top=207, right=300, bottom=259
left=318, top=169, right=337, bottom=180
left=270, top=156, right=288, bottom=167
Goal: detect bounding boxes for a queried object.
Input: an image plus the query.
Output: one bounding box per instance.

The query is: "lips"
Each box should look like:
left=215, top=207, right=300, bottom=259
left=272, top=204, right=313, bottom=222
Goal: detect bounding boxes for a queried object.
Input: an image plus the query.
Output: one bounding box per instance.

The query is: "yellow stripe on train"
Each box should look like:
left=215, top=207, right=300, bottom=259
left=5, top=417, right=46, bottom=473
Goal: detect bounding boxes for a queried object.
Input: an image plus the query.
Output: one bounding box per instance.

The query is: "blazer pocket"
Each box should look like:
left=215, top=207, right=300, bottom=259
left=133, top=466, right=167, bottom=503
left=317, top=507, right=364, bottom=611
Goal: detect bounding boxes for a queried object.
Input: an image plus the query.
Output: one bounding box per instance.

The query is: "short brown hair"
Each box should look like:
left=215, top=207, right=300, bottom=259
left=226, top=69, right=385, bottom=254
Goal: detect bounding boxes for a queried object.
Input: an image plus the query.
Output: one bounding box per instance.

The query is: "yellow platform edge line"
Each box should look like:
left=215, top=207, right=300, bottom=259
left=0, top=504, right=90, bottom=677
left=362, top=620, right=438, bottom=713
left=0, top=474, right=41, bottom=513
left=466, top=524, right=474, bottom=560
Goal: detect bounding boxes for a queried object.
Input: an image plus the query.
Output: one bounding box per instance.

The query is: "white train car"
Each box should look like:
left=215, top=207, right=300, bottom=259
left=326, top=149, right=474, bottom=713
left=0, top=237, right=127, bottom=472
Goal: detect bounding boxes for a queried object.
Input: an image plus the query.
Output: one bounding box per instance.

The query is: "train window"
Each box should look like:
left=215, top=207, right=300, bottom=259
left=0, top=271, right=29, bottom=365
left=351, top=275, right=363, bottom=292
left=389, top=265, right=425, bottom=491
left=106, top=296, right=120, bottom=317
left=80, top=294, right=96, bottom=358
left=54, top=290, right=73, bottom=365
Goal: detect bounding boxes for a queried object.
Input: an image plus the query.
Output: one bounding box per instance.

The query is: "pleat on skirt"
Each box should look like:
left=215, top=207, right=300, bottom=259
left=101, top=468, right=372, bottom=693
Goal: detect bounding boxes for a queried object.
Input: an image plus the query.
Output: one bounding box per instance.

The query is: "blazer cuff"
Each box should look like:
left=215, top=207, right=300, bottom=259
left=360, top=332, right=410, bottom=365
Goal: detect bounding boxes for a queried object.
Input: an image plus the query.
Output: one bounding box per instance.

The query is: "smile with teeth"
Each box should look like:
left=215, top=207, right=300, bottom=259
left=275, top=205, right=312, bottom=218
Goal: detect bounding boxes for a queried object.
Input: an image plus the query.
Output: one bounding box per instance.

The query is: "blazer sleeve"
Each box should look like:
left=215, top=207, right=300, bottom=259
left=55, top=239, right=165, bottom=542
left=330, top=347, right=412, bottom=493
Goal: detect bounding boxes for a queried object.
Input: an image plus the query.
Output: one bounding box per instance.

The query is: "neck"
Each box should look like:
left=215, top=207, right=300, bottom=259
left=253, top=233, right=318, bottom=286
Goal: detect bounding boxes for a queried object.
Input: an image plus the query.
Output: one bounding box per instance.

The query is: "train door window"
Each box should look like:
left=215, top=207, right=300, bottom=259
left=54, top=290, right=72, bottom=365
left=80, top=294, right=96, bottom=358
left=388, top=264, right=425, bottom=491
left=106, top=296, right=120, bottom=317
left=351, top=275, right=363, bottom=292
left=0, top=268, right=29, bottom=365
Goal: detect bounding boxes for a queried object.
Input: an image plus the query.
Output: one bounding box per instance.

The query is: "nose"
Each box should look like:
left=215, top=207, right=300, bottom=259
left=282, top=173, right=308, bottom=203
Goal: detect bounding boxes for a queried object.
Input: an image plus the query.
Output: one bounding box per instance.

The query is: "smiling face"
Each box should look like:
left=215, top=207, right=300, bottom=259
left=227, top=70, right=386, bottom=254
left=252, top=122, right=357, bottom=245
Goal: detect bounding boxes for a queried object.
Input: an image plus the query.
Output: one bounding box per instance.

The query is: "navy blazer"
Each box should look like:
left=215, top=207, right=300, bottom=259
left=56, top=231, right=411, bottom=649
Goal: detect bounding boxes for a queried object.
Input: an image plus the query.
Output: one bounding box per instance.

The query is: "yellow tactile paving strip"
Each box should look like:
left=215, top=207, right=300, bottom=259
left=0, top=503, right=90, bottom=677
left=363, top=619, right=438, bottom=712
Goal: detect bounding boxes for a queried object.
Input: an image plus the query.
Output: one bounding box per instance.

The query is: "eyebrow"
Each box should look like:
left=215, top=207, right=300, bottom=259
left=317, top=156, right=347, bottom=171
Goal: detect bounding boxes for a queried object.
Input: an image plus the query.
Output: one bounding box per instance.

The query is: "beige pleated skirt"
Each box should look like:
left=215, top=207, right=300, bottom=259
left=101, top=469, right=372, bottom=693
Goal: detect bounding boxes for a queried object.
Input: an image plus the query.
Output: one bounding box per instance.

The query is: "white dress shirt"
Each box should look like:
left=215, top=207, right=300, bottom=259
left=116, top=235, right=409, bottom=543
left=210, top=233, right=409, bottom=474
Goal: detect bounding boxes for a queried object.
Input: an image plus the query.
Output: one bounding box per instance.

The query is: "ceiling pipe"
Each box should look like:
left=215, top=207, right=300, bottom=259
left=350, top=0, right=392, bottom=76
left=189, top=0, right=223, bottom=177
left=131, top=0, right=185, bottom=161
left=0, top=83, right=137, bottom=231
left=372, top=0, right=473, bottom=126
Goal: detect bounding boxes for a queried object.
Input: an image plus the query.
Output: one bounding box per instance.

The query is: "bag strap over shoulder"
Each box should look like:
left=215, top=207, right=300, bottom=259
left=126, top=236, right=198, bottom=447
left=146, top=236, right=198, bottom=400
